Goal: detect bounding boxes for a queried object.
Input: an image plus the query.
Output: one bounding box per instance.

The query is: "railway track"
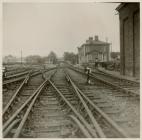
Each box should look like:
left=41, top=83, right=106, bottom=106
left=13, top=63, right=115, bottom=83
left=4, top=70, right=31, bottom=80
left=94, top=68, right=139, bottom=84
left=3, top=70, right=40, bottom=108
left=3, top=68, right=56, bottom=120
left=68, top=65, right=139, bottom=97
left=3, top=67, right=56, bottom=86
left=3, top=70, right=32, bottom=86
left=3, top=67, right=135, bottom=138
left=92, top=68, right=139, bottom=89
left=3, top=73, right=43, bottom=123
left=66, top=67, right=140, bottom=137
left=4, top=68, right=31, bottom=77
left=3, top=68, right=74, bottom=138
left=3, top=68, right=57, bottom=137
left=3, top=68, right=93, bottom=138
left=3, top=77, right=27, bottom=109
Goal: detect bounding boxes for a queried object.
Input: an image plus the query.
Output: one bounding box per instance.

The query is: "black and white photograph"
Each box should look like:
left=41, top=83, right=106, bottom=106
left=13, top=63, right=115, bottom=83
left=2, top=1, right=140, bottom=138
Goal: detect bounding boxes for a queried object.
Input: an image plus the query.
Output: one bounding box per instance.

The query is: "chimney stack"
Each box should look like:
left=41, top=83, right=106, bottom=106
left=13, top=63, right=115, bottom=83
left=95, top=35, right=99, bottom=41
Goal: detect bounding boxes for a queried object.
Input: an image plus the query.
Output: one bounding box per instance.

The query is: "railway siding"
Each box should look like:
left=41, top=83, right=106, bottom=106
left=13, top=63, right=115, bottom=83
left=68, top=65, right=139, bottom=97
left=3, top=66, right=140, bottom=138
left=66, top=68, right=140, bottom=137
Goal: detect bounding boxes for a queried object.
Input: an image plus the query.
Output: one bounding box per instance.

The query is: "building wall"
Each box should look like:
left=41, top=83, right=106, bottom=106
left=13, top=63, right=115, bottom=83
left=78, top=45, right=86, bottom=64
left=78, top=44, right=110, bottom=64
left=118, top=3, right=140, bottom=77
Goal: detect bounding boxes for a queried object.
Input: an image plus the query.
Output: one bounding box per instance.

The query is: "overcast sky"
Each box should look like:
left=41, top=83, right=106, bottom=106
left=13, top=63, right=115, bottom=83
left=3, top=2, right=120, bottom=58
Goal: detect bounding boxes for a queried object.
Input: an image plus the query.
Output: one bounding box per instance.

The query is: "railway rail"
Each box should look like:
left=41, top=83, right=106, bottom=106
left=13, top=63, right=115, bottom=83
left=3, top=68, right=57, bottom=118
left=3, top=72, right=43, bottom=123
left=3, top=67, right=56, bottom=86
left=4, top=68, right=31, bottom=77
left=66, top=67, right=140, bottom=137
left=3, top=68, right=57, bottom=137
left=3, top=67, right=134, bottom=138
left=4, top=70, right=31, bottom=80
left=94, top=68, right=139, bottom=85
left=68, top=65, right=139, bottom=98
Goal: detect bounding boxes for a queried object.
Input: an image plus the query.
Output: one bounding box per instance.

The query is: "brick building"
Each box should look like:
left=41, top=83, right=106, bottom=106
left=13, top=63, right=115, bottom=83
left=116, top=3, right=140, bottom=77
left=78, top=36, right=110, bottom=65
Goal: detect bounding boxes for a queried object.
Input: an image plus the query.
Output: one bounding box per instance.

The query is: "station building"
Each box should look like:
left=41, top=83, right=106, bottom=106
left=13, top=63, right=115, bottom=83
left=78, top=36, right=110, bottom=65
left=116, top=3, right=140, bottom=77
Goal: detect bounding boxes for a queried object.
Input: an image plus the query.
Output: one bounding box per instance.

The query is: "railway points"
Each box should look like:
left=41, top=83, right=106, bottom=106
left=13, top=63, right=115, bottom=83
left=2, top=65, right=140, bottom=138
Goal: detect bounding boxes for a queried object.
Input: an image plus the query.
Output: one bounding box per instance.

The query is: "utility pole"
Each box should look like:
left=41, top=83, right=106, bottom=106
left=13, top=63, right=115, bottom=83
left=110, top=42, right=112, bottom=61
left=105, top=37, right=108, bottom=43
left=21, top=50, right=22, bottom=65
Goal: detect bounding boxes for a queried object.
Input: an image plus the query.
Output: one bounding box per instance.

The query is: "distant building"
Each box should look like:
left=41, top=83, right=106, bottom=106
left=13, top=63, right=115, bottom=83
left=78, top=36, right=110, bottom=65
left=3, top=55, right=17, bottom=64
left=116, top=3, right=140, bottom=77
left=44, top=56, right=57, bottom=65
left=44, top=57, right=54, bottom=64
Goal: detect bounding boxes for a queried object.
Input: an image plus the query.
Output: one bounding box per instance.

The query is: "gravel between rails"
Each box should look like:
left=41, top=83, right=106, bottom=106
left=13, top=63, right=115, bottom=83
left=21, top=68, right=80, bottom=138
left=3, top=81, right=24, bottom=109
left=3, top=69, right=56, bottom=123
left=66, top=68, right=140, bottom=138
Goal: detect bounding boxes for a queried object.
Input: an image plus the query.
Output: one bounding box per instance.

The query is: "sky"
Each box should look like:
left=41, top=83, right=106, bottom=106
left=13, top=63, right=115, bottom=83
left=3, top=2, right=120, bottom=58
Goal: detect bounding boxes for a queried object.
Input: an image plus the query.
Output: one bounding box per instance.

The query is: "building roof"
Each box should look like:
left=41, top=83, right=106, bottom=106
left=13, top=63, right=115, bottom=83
left=84, top=36, right=109, bottom=46
left=78, top=36, right=109, bottom=50
left=85, top=40, right=109, bottom=45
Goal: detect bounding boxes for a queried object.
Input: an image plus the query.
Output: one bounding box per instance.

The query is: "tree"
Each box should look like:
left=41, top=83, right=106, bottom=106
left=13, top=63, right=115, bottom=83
left=3, top=55, right=17, bottom=64
left=47, top=51, right=57, bottom=64
left=63, top=52, right=78, bottom=64
left=25, top=55, right=43, bottom=64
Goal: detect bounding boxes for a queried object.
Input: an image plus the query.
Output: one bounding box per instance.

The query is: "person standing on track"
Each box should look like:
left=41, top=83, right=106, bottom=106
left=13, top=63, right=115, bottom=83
left=2, top=66, right=7, bottom=80
left=86, top=66, right=91, bottom=84
left=95, top=58, right=98, bottom=68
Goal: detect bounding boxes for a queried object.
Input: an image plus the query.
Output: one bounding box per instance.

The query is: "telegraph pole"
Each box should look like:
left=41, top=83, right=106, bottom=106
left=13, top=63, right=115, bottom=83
left=110, top=42, right=112, bottom=61
left=105, top=37, right=108, bottom=43
left=21, top=50, right=22, bottom=65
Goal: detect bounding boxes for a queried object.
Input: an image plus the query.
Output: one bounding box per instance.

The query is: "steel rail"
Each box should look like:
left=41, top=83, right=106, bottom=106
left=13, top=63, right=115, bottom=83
left=68, top=115, right=92, bottom=138
left=94, top=68, right=139, bottom=85
left=3, top=119, right=20, bottom=137
left=13, top=80, right=48, bottom=138
left=77, top=87, right=130, bottom=137
left=3, top=69, right=57, bottom=137
left=3, top=75, right=30, bottom=115
left=13, top=71, right=56, bottom=138
left=48, top=80, right=97, bottom=138
left=65, top=73, right=106, bottom=138
left=3, top=71, right=42, bottom=86
left=3, top=76, right=25, bottom=86
left=3, top=67, right=56, bottom=86
left=66, top=73, right=130, bottom=138
left=89, top=72, right=139, bottom=97
left=69, top=66, right=139, bottom=97
left=5, top=70, right=31, bottom=80
left=73, top=64, right=139, bottom=85
left=3, top=70, right=43, bottom=117
left=5, top=68, right=30, bottom=77
left=3, top=79, right=47, bottom=131
left=67, top=63, right=139, bottom=86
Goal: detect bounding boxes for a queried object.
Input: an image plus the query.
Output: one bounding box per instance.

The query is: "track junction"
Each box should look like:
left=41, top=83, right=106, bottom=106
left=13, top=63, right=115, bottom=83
left=2, top=64, right=140, bottom=138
